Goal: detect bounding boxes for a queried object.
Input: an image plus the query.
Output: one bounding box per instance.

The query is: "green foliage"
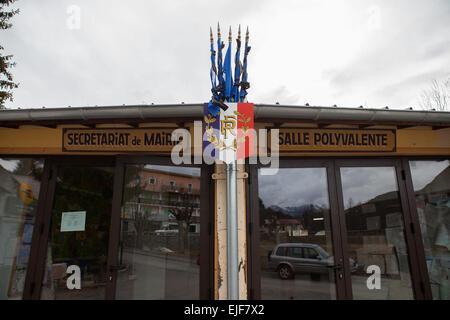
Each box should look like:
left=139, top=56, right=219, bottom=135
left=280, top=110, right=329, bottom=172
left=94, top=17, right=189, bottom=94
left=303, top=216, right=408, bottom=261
left=0, top=0, right=19, bottom=108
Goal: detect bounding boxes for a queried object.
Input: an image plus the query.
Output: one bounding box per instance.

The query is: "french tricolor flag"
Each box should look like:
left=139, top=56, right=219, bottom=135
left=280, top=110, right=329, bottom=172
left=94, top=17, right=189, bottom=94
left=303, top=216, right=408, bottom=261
left=203, top=103, right=254, bottom=164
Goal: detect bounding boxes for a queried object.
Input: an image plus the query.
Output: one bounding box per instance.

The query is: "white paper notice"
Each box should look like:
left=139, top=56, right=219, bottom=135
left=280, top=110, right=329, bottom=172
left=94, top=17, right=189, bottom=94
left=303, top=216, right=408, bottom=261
left=61, top=211, right=86, bottom=232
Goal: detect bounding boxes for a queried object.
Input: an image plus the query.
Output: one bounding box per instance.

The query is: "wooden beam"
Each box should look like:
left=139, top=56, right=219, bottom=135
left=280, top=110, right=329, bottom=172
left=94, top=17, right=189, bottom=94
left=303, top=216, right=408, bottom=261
left=81, top=123, right=96, bottom=128
left=126, top=123, right=140, bottom=128
left=0, top=124, right=20, bottom=129
left=432, top=126, right=450, bottom=130
left=317, top=123, right=331, bottom=129
left=272, top=122, right=283, bottom=128
left=358, top=124, right=374, bottom=129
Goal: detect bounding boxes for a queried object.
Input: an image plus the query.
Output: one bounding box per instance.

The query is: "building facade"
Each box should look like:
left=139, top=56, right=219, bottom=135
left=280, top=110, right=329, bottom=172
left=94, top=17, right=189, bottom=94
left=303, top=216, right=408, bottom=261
left=0, top=103, right=449, bottom=300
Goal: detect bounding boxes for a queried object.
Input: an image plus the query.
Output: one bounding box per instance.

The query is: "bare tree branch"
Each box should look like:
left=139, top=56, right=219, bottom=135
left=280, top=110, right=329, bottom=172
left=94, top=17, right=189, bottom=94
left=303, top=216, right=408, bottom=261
left=419, top=77, right=450, bottom=111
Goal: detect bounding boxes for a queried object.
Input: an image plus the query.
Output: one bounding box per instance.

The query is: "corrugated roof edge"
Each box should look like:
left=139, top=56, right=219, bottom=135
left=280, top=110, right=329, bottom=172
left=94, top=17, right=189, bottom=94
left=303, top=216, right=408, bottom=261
left=0, top=103, right=449, bottom=125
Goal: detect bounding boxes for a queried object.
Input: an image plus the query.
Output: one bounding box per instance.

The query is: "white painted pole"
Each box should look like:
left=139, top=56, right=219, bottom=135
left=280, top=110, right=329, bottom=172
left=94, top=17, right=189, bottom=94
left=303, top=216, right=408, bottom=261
left=226, top=161, right=239, bottom=299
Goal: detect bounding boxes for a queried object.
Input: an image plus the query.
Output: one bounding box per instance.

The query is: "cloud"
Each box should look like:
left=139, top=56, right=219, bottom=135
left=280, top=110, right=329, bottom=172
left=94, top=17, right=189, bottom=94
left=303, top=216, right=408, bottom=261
left=258, top=168, right=329, bottom=208
left=253, top=85, right=300, bottom=105
left=2, top=0, right=449, bottom=110
left=325, top=0, right=450, bottom=108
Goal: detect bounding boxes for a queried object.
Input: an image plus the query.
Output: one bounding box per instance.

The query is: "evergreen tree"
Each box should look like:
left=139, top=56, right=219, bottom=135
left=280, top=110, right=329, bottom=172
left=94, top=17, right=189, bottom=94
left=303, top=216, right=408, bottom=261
left=0, top=0, right=19, bottom=109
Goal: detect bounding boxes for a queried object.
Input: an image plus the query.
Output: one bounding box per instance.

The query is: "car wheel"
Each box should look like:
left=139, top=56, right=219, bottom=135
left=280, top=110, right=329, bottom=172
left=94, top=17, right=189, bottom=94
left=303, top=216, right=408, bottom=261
left=278, top=265, right=293, bottom=280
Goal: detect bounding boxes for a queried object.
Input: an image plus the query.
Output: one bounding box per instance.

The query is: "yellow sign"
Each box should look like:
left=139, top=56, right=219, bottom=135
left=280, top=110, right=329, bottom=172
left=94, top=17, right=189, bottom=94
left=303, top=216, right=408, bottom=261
left=62, top=128, right=178, bottom=152
left=273, top=128, right=396, bottom=152
left=19, top=183, right=34, bottom=205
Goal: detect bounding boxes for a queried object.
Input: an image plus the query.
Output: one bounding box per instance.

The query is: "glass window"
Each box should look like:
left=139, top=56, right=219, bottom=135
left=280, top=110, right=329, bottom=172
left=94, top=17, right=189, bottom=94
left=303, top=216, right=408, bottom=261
left=289, top=247, right=302, bottom=258
left=276, top=247, right=286, bottom=256
left=409, top=160, right=450, bottom=300
left=258, top=167, right=337, bottom=300
left=40, top=166, right=114, bottom=300
left=340, top=166, right=415, bottom=300
left=304, top=248, right=319, bottom=259
left=0, top=158, right=43, bottom=300
left=116, top=164, right=201, bottom=299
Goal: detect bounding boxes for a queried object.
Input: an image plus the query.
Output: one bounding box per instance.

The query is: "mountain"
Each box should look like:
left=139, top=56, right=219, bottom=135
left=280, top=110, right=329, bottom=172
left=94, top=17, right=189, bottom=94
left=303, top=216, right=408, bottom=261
left=268, top=204, right=322, bottom=218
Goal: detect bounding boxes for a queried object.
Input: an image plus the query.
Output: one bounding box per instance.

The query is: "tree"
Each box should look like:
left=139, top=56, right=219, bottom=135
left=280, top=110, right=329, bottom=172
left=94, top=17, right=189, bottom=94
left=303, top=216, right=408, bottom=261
left=122, top=164, right=149, bottom=250
left=13, top=158, right=43, bottom=181
left=0, top=0, right=19, bottom=109
left=419, top=77, right=450, bottom=111
left=168, top=192, right=196, bottom=254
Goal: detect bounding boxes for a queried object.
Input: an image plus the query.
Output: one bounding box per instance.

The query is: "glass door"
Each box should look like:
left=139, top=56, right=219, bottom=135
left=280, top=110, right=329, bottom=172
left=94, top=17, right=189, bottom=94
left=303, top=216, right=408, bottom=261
left=34, top=162, right=115, bottom=300
left=335, top=160, right=422, bottom=300
left=253, top=161, right=347, bottom=300
left=109, top=159, right=206, bottom=300
left=407, top=159, right=449, bottom=300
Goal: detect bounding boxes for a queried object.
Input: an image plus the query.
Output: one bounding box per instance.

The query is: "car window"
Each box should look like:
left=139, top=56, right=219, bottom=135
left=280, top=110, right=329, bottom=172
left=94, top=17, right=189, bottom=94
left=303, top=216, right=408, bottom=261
left=315, top=246, right=330, bottom=258
left=287, top=247, right=302, bottom=258
left=275, top=247, right=286, bottom=256
left=304, top=248, right=319, bottom=259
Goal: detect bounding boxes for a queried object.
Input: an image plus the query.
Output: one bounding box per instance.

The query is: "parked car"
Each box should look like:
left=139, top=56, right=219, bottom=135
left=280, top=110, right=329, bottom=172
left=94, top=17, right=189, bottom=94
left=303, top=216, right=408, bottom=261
left=155, top=222, right=200, bottom=236
left=268, top=243, right=358, bottom=279
left=155, top=223, right=179, bottom=236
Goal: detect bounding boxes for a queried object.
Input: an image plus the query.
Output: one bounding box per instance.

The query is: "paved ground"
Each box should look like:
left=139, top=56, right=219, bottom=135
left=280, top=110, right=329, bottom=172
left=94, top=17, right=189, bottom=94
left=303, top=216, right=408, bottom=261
left=115, top=249, right=199, bottom=300
left=261, top=269, right=414, bottom=300
left=51, top=249, right=414, bottom=300
left=261, top=271, right=337, bottom=300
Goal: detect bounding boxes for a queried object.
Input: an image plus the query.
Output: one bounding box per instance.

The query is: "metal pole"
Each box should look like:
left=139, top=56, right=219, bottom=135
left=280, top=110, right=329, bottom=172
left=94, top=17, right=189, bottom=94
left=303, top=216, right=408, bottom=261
left=226, top=161, right=239, bottom=299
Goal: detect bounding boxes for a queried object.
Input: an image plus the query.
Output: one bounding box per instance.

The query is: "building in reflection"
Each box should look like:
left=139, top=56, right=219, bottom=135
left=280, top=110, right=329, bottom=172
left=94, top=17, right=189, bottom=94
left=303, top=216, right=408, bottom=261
left=122, top=167, right=201, bottom=232
left=259, top=199, right=328, bottom=239
left=0, top=161, right=42, bottom=299
left=120, top=167, right=201, bottom=254
left=344, top=165, right=450, bottom=279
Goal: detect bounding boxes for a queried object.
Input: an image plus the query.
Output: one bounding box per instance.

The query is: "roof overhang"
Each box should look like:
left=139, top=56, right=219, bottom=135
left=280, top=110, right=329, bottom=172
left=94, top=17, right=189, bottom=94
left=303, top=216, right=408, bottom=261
left=1, top=103, right=450, bottom=129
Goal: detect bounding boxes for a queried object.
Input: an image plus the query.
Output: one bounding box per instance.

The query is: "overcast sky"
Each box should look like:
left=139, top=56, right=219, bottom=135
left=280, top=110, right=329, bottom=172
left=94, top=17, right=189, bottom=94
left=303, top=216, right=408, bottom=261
left=259, top=168, right=330, bottom=209
left=2, top=0, right=449, bottom=109
left=258, top=161, right=449, bottom=210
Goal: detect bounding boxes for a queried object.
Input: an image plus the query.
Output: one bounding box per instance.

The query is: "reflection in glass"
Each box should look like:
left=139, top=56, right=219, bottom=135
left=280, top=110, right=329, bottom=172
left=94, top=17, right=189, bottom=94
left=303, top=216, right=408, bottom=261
left=116, top=165, right=201, bottom=299
left=40, top=166, right=114, bottom=300
left=410, top=160, right=450, bottom=300
left=0, top=158, right=43, bottom=300
left=258, top=168, right=337, bottom=300
left=341, top=167, right=414, bottom=300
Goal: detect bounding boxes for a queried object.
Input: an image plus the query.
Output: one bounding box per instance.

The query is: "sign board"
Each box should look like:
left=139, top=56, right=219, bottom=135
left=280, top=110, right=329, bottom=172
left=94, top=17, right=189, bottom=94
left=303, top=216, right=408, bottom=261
left=61, top=211, right=86, bottom=232
left=62, top=128, right=178, bottom=152
left=272, top=128, right=396, bottom=152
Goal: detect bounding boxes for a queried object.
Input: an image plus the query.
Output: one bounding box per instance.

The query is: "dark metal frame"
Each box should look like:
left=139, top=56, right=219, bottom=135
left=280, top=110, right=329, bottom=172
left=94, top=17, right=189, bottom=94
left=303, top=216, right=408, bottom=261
left=401, top=158, right=443, bottom=300
left=20, top=155, right=213, bottom=300
left=334, top=158, right=425, bottom=299
left=22, top=157, right=52, bottom=300
left=246, top=156, right=448, bottom=300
